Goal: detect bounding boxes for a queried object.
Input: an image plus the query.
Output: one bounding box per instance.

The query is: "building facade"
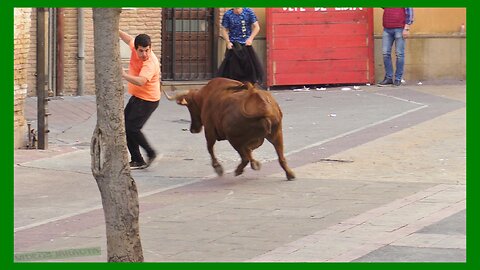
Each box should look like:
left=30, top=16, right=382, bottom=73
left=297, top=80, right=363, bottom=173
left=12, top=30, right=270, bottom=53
left=13, top=7, right=466, bottom=148
left=14, top=8, right=32, bottom=149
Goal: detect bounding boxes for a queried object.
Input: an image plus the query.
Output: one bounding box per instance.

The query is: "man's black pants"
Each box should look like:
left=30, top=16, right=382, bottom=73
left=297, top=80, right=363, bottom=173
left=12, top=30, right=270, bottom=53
left=124, top=95, right=159, bottom=163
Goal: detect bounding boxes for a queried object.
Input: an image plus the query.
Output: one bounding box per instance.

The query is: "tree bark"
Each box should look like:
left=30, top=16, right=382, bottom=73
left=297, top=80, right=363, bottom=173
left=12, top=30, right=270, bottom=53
left=91, top=8, right=143, bottom=262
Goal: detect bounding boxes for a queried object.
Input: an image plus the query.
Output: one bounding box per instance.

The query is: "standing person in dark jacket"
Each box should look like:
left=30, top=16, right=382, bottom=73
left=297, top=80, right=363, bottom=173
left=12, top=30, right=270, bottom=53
left=378, top=8, right=414, bottom=87
left=218, top=7, right=264, bottom=85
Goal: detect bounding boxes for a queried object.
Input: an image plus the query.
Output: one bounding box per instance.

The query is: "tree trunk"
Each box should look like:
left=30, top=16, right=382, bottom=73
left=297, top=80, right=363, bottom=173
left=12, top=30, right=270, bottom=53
left=91, top=8, right=143, bottom=262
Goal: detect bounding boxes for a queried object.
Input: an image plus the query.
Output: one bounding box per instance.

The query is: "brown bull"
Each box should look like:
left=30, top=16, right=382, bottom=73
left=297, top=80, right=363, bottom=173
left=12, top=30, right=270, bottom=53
left=167, top=77, right=295, bottom=180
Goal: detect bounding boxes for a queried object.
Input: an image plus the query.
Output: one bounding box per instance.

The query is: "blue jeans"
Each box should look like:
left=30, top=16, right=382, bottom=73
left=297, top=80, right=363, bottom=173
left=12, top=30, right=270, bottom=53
left=382, top=28, right=406, bottom=82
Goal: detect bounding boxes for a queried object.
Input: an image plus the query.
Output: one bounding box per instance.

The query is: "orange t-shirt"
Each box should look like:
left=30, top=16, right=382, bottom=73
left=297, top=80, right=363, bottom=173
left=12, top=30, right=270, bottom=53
left=127, top=40, right=160, bottom=101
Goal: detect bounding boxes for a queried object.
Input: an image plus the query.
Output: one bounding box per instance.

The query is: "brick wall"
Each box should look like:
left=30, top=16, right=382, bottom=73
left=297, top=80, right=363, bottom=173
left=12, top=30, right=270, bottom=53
left=26, top=8, right=162, bottom=97
left=14, top=8, right=32, bottom=148
left=118, top=8, right=162, bottom=87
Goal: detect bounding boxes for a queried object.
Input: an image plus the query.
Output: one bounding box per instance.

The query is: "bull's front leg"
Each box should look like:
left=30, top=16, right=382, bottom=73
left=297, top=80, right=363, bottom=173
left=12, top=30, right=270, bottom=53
left=206, top=137, right=223, bottom=176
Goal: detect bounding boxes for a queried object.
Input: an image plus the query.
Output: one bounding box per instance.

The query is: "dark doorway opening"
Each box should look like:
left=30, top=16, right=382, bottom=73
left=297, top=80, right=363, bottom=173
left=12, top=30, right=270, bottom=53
left=161, top=8, right=217, bottom=81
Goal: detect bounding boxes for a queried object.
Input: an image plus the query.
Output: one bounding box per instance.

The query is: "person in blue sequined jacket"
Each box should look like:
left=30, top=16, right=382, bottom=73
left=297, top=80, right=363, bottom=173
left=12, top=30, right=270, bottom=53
left=220, top=7, right=260, bottom=49
left=218, top=7, right=264, bottom=84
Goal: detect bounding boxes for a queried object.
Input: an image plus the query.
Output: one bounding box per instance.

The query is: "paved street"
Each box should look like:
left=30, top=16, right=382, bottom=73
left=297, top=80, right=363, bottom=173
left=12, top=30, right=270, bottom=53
left=14, top=82, right=466, bottom=262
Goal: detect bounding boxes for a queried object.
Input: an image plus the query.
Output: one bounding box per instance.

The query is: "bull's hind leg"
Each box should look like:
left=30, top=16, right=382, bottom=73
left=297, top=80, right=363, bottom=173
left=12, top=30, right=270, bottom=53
left=267, top=129, right=296, bottom=180
left=234, top=147, right=249, bottom=176
left=232, top=141, right=262, bottom=176
left=248, top=139, right=263, bottom=171
left=207, top=138, right=223, bottom=176
left=250, top=157, right=261, bottom=171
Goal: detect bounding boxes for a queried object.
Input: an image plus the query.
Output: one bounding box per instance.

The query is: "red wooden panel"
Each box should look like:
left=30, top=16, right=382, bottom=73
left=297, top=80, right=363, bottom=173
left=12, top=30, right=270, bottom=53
left=273, top=71, right=370, bottom=86
left=273, top=35, right=367, bottom=50
left=266, top=8, right=375, bottom=86
left=272, top=23, right=368, bottom=37
left=273, top=60, right=368, bottom=74
left=271, top=47, right=370, bottom=61
left=269, top=8, right=367, bottom=13
left=270, top=10, right=368, bottom=25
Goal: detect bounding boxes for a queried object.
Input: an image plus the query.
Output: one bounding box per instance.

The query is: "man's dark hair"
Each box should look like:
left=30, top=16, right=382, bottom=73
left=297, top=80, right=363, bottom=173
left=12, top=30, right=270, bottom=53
left=134, top=34, right=151, bottom=49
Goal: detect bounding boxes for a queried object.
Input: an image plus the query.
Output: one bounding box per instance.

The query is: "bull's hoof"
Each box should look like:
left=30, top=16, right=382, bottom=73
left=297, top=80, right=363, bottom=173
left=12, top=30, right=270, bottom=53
left=214, top=165, right=224, bottom=176
left=286, top=171, right=296, bottom=181
left=234, top=168, right=244, bottom=176
left=250, top=160, right=261, bottom=170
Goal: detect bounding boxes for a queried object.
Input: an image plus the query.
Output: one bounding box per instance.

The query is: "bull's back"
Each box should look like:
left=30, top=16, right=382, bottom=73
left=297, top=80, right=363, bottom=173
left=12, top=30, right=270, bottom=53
left=220, top=90, right=282, bottom=139
left=199, top=78, right=282, bottom=140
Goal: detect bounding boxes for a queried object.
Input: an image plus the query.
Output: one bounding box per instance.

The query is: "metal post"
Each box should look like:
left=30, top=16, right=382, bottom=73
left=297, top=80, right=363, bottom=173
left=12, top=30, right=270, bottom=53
left=212, top=8, right=219, bottom=77
left=27, top=122, right=32, bottom=148
left=172, top=8, right=177, bottom=80
left=56, top=8, right=64, bottom=96
left=47, top=8, right=55, bottom=96
left=52, top=8, right=57, bottom=96
left=188, top=8, right=192, bottom=79
left=36, top=8, right=48, bottom=149
left=77, top=8, right=85, bottom=96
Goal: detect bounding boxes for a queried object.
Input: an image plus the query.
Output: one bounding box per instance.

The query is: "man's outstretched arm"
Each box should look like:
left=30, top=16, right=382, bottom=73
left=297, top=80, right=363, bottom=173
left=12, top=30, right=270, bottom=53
left=119, top=30, right=132, bottom=45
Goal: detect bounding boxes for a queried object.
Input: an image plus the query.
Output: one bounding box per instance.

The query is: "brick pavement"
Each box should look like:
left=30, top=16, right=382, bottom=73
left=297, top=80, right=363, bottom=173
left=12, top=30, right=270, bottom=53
left=14, top=83, right=466, bottom=262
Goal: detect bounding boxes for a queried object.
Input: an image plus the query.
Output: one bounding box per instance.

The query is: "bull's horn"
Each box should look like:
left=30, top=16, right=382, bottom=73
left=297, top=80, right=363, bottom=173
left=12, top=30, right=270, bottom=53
left=161, top=87, right=176, bottom=101
left=179, top=98, right=188, bottom=105
left=161, top=86, right=190, bottom=101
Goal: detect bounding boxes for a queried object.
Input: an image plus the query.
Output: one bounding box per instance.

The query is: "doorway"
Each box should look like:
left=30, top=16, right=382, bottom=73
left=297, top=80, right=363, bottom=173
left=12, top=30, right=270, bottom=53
left=161, top=8, right=217, bottom=81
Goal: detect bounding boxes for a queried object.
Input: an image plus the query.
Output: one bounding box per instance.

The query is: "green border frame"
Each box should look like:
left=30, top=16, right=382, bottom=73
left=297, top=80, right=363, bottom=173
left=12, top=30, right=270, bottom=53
left=4, top=1, right=476, bottom=270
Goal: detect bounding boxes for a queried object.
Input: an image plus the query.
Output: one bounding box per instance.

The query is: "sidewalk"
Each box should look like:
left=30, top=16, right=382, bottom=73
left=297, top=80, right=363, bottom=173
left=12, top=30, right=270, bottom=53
left=14, top=82, right=466, bottom=262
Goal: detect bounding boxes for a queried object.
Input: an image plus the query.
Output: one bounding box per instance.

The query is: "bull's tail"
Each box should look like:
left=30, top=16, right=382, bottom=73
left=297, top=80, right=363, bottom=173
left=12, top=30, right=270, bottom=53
left=242, top=93, right=272, bottom=118
left=241, top=83, right=276, bottom=119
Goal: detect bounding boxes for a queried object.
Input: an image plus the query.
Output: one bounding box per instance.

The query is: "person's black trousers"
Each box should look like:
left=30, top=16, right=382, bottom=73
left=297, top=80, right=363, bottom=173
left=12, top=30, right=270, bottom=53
left=124, top=95, right=159, bottom=163
left=217, top=42, right=264, bottom=85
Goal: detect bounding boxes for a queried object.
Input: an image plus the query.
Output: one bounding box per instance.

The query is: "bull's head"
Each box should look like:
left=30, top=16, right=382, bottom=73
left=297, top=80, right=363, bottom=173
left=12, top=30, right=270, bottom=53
left=163, top=88, right=203, bottom=134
